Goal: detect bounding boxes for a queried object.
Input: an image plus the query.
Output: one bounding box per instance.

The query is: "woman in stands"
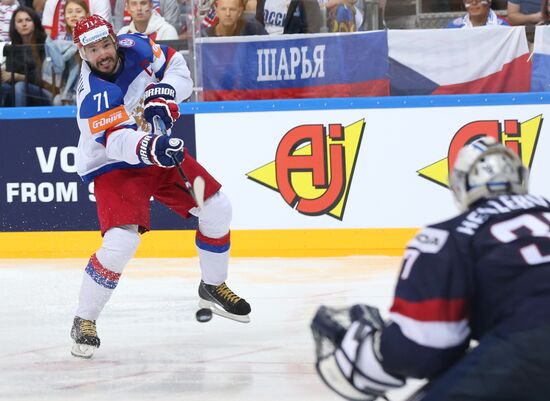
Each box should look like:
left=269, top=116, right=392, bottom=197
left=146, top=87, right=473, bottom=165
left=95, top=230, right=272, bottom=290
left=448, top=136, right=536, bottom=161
left=1, top=6, right=52, bottom=106
left=44, top=0, right=89, bottom=105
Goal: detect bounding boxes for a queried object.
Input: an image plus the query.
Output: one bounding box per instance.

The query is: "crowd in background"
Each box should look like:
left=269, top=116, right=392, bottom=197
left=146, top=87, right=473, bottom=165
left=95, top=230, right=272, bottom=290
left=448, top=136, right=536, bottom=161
left=0, top=0, right=548, bottom=107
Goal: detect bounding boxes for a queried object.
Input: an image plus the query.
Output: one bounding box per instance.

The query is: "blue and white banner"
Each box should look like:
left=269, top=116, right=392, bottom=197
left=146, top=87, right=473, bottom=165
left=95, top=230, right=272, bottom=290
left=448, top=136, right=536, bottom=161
left=197, top=28, right=532, bottom=101
left=0, top=110, right=198, bottom=232
left=197, top=31, right=390, bottom=101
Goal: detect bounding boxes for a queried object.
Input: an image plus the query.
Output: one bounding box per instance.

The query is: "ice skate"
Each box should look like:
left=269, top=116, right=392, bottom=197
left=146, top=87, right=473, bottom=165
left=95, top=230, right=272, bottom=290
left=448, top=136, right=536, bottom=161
left=198, top=281, right=251, bottom=323
left=70, top=317, right=100, bottom=358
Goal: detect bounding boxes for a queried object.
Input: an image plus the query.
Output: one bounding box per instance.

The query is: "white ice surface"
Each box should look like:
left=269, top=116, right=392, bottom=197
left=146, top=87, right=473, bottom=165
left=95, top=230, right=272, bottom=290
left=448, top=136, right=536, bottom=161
left=0, top=257, right=425, bottom=401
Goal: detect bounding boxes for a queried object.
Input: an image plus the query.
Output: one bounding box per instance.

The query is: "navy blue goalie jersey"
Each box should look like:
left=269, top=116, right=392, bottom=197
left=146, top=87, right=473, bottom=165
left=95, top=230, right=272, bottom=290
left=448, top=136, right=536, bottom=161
left=379, top=194, right=550, bottom=379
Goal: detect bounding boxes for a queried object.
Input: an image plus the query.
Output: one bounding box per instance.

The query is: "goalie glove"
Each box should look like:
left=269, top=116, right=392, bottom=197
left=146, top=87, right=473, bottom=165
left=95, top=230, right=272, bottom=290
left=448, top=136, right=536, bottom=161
left=311, top=305, right=405, bottom=401
left=143, top=83, right=180, bottom=133
left=137, top=134, right=184, bottom=167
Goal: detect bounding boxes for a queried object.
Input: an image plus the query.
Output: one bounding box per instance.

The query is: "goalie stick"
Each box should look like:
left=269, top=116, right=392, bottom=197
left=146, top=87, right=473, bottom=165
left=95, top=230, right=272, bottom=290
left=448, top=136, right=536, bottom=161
left=153, top=116, right=205, bottom=208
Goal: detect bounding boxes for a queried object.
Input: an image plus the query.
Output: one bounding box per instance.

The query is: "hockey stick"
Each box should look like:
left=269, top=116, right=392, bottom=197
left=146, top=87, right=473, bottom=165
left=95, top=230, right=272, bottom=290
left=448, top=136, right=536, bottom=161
left=153, top=116, right=205, bottom=208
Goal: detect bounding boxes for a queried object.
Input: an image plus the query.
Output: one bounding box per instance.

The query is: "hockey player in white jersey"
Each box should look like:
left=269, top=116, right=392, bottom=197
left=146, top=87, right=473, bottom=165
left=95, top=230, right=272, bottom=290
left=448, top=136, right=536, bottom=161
left=70, top=15, right=251, bottom=359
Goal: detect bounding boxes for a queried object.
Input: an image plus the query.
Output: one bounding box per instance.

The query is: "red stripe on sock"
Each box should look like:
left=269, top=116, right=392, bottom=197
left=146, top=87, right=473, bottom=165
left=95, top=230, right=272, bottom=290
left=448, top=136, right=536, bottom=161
left=196, top=230, right=230, bottom=246
left=90, top=254, right=121, bottom=282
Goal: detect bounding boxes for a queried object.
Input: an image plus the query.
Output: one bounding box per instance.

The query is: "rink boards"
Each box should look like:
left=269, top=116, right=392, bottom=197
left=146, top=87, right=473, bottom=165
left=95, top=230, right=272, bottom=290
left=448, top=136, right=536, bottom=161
left=1, top=93, right=550, bottom=257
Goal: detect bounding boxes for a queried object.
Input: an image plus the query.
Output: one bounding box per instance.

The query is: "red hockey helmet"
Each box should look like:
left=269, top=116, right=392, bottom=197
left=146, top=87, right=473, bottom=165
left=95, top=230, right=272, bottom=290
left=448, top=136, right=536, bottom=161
left=73, top=15, right=116, bottom=58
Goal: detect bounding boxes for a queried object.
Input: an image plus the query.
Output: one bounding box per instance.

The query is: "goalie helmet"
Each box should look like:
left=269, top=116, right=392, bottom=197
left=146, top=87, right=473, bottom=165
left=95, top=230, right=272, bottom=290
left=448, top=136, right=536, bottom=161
left=73, top=15, right=116, bottom=60
left=449, top=136, right=529, bottom=212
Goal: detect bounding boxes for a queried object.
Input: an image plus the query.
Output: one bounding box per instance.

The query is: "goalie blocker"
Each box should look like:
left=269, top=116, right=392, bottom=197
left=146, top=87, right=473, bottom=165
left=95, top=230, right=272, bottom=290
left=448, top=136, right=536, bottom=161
left=311, top=305, right=405, bottom=401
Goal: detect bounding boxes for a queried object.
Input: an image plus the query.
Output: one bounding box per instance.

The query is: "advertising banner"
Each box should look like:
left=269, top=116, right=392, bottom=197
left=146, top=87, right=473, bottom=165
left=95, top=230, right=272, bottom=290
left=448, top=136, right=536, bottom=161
left=0, top=113, right=198, bottom=232
left=197, top=28, right=531, bottom=101
left=2, top=94, right=549, bottom=257
left=197, top=31, right=390, bottom=101
left=193, top=98, right=549, bottom=230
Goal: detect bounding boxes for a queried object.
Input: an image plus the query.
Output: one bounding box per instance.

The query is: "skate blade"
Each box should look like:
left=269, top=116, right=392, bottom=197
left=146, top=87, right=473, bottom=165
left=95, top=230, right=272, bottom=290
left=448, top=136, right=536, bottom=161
left=198, top=298, right=250, bottom=323
left=71, top=343, right=96, bottom=359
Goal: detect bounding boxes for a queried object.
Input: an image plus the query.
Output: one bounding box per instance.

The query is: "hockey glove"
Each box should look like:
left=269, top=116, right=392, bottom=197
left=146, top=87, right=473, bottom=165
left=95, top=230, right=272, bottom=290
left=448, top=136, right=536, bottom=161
left=137, top=134, right=184, bottom=167
left=143, top=83, right=180, bottom=132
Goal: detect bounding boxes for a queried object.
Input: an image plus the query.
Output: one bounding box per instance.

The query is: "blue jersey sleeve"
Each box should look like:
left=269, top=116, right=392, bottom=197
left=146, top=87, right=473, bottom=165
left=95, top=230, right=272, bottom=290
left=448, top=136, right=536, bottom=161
left=379, top=225, right=472, bottom=378
left=78, top=74, right=134, bottom=146
left=79, top=75, right=125, bottom=119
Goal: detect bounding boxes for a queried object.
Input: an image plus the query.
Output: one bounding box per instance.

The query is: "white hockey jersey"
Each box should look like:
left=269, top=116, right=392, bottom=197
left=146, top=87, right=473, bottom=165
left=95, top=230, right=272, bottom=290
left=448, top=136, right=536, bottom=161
left=75, top=33, right=193, bottom=183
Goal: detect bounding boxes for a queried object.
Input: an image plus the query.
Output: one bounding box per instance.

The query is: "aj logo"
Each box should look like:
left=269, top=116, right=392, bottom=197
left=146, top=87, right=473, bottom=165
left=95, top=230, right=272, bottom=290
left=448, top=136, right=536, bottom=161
left=247, top=119, right=365, bottom=220
left=417, top=115, right=543, bottom=187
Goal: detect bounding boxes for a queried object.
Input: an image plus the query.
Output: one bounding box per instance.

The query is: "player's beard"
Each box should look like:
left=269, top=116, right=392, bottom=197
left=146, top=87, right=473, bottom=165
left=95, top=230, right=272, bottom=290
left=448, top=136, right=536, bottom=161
left=94, top=56, right=118, bottom=75
left=90, top=52, right=122, bottom=80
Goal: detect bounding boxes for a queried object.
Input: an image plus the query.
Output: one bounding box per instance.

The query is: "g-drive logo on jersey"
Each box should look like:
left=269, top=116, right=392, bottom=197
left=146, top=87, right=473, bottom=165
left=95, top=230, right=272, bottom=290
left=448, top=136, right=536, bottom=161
left=79, top=25, right=110, bottom=46
left=247, top=120, right=365, bottom=220
left=417, top=115, right=543, bottom=188
left=89, top=105, right=130, bottom=134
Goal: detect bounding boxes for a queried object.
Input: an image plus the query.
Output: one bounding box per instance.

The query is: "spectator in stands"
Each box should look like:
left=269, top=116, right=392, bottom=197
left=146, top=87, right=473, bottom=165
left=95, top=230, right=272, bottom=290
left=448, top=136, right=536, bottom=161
left=0, top=0, right=19, bottom=42
left=63, top=0, right=88, bottom=37
left=112, top=0, right=180, bottom=35
left=507, top=0, right=543, bottom=25
left=321, top=0, right=362, bottom=32
left=283, top=0, right=321, bottom=32
left=199, top=0, right=256, bottom=33
left=117, top=0, right=178, bottom=40
left=43, top=0, right=88, bottom=104
left=42, top=0, right=111, bottom=39
left=256, top=0, right=321, bottom=34
left=1, top=6, right=52, bottom=106
left=202, top=0, right=266, bottom=36
left=447, top=0, right=509, bottom=27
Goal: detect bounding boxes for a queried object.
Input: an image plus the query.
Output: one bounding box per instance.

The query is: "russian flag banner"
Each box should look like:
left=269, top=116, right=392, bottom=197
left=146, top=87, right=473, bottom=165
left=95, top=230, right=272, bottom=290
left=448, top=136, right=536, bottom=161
left=388, top=27, right=531, bottom=96
left=531, top=26, right=550, bottom=92
left=196, top=32, right=390, bottom=101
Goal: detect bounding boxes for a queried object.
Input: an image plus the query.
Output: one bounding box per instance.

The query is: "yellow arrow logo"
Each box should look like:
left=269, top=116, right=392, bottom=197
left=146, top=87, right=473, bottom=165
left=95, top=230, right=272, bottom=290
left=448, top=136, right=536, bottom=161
left=418, top=115, right=543, bottom=188
left=247, top=119, right=365, bottom=220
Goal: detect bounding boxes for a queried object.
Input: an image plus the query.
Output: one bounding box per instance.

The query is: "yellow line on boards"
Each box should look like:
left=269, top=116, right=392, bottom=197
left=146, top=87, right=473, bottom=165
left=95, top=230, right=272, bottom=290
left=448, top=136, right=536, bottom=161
left=0, top=229, right=418, bottom=258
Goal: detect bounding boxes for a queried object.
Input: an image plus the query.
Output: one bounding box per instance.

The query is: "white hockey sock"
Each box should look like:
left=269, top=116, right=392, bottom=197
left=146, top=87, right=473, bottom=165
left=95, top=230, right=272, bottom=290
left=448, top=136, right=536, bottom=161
left=192, top=191, right=232, bottom=285
left=75, top=225, right=140, bottom=321
left=196, top=231, right=230, bottom=285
